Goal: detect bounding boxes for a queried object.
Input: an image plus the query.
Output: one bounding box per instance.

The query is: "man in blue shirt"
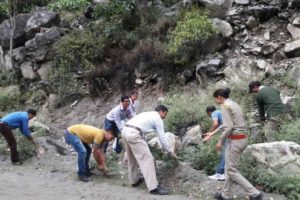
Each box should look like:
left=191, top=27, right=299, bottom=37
left=103, top=96, right=135, bottom=153
left=203, top=105, right=225, bottom=181
left=0, top=109, right=37, bottom=164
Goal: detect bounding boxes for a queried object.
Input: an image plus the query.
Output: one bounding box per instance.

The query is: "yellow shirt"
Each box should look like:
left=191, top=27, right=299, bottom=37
left=68, top=124, right=105, bottom=145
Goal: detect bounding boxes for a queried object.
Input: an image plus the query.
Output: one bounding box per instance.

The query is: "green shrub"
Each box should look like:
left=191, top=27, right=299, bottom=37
left=0, top=70, right=17, bottom=87
left=49, top=0, right=90, bottom=11
left=167, top=8, right=217, bottom=64
left=276, top=118, right=300, bottom=144
left=240, top=157, right=300, bottom=200
left=0, top=86, right=21, bottom=111
left=92, top=0, right=136, bottom=21
left=178, top=136, right=220, bottom=175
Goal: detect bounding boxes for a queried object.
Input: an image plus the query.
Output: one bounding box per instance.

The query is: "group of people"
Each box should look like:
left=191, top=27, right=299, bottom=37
left=0, top=80, right=286, bottom=199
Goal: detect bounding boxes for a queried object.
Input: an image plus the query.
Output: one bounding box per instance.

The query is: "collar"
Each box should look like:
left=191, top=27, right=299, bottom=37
left=259, top=86, right=265, bottom=91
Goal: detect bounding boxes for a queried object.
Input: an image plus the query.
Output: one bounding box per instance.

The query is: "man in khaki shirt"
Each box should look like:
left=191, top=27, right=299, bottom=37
left=64, top=124, right=115, bottom=182
left=213, top=88, right=262, bottom=200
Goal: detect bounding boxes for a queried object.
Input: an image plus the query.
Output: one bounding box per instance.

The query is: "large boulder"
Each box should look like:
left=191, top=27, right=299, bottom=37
left=0, top=13, right=32, bottom=49
left=212, top=18, right=233, bottom=38
left=20, top=61, right=37, bottom=79
left=25, top=27, right=62, bottom=61
left=196, top=58, right=224, bottom=87
left=182, top=125, right=203, bottom=146
left=25, top=9, right=60, bottom=35
left=196, top=0, right=233, bottom=18
left=244, top=141, right=300, bottom=175
left=148, top=132, right=181, bottom=153
left=287, top=24, right=300, bottom=40
left=37, top=62, right=53, bottom=80
left=284, top=40, right=300, bottom=58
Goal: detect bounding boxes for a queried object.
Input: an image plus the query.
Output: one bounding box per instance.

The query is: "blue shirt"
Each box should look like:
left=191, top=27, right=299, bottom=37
left=0, top=112, right=31, bottom=137
left=211, top=110, right=223, bottom=127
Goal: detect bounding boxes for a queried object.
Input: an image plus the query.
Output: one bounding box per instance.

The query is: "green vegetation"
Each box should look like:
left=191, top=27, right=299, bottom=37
left=167, top=8, right=217, bottom=64
left=0, top=85, right=21, bottom=111
left=48, top=0, right=90, bottom=11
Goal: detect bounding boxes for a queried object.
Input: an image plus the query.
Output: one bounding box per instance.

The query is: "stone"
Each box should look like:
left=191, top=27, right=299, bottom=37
left=0, top=13, right=32, bottom=49
left=246, top=16, right=259, bottom=29
left=234, top=0, right=249, bottom=4
left=256, top=60, right=267, bottom=70
left=38, top=62, right=53, bottom=80
left=292, top=17, right=300, bottom=27
left=244, top=141, right=300, bottom=175
left=196, top=58, right=223, bottom=87
left=25, top=9, right=60, bottom=35
left=212, top=18, right=233, bottom=38
left=48, top=94, right=59, bottom=109
left=290, top=65, right=300, bottom=86
left=179, top=69, right=194, bottom=85
left=0, top=47, right=12, bottom=70
left=182, top=125, right=203, bottom=146
left=135, top=78, right=143, bottom=85
left=202, top=0, right=233, bottom=18
left=248, top=6, right=278, bottom=22
left=148, top=132, right=181, bottom=153
left=284, top=40, right=300, bottom=58
left=262, top=42, right=279, bottom=56
left=287, top=24, right=300, bottom=40
left=20, top=61, right=37, bottom=79
left=264, top=31, right=270, bottom=41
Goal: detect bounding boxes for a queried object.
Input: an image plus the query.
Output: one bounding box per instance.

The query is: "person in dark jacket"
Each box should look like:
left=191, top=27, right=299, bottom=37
left=249, top=81, right=285, bottom=141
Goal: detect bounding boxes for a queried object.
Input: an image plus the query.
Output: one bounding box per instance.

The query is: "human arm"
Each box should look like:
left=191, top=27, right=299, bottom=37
left=114, top=110, right=124, bottom=132
left=21, top=118, right=35, bottom=144
left=257, top=96, right=265, bottom=121
left=155, top=117, right=172, bottom=153
left=92, top=144, right=109, bottom=174
left=203, top=125, right=223, bottom=142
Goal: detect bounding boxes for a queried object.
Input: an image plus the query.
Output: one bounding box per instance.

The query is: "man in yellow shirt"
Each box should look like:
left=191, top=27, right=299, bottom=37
left=64, top=124, right=115, bottom=182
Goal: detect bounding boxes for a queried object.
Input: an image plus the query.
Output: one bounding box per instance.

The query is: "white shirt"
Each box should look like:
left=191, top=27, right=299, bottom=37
left=126, top=111, right=171, bottom=152
left=106, top=104, right=135, bottom=131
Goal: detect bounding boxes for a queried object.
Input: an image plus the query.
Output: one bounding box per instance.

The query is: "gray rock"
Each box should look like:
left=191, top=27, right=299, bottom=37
left=198, top=0, right=233, bottom=18
left=246, top=16, right=259, bottom=29
left=287, top=24, right=300, bottom=40
left=0, top=13, right=32, bottom=49
left=148, top=132, right=181, bottom=153
left=48, top=94, right=59, bottom=109
left=212, top=18, right=233, bottom=38
left=182, top=125, right=203, bottom=146
left=179, top=69, right=194, bottom=85
left=38, top=62, right=53, bottom=80
left=248, top=6, right=278, bottom=22
left=0, top=47, right=12, bottom=70
left=289, top=0, right=300, bottom=8
left=292, top=17, right=300, bottom=27
left=244, top=141, right=300, bottom=175
left=135, top=78, right=143, bottom=85
left=290, top=65, right=300, bottom=86
left=262, top=42, right=279, bottom=56
left=284, top=40, right=300, bottom=58
left=234, top=0, right=249, bottom=4
left=20, top=61, right=37, bottom=79
left=196, top=58, right=223, bottom=87
left=25, top=10, right=60, bottom=35
left=256, top=60, right=267, bottom=70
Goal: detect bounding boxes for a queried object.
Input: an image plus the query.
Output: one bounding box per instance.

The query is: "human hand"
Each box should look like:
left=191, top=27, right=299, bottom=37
left=215, top=141, right=222, bottom=151
left=203, top=132, right=213, bottom=142
left=168, top=151, right=178, bottom=159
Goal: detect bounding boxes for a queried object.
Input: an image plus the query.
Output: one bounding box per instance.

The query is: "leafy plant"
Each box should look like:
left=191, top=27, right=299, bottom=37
left=167, top=7, right=217, bottom=64
left=49, top=0, right=90, bottom=11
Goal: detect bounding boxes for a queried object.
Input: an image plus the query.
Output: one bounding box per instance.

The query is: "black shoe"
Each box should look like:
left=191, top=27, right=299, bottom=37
left=150, top=186, right=169, bottom=195
left=214, top=193, right=231, bottom=200
left=250, top=193, right=263, bottom=200
left=86, top=170, right=95, bottom=177
left=78, top=174, right=91, bottom=182
left=132, top=178, right=144, bottom=187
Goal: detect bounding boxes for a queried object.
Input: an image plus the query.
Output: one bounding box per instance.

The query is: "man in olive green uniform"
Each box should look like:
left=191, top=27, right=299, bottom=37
left=249, top=81, right=285, bottom=141
left=213, top=88, right=262, bottom=200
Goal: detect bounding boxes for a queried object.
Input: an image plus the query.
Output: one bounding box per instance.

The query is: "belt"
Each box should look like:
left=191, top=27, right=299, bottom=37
left=125, top=124, right=142, bottom=133
left=228, top=134, right=247, bottom=140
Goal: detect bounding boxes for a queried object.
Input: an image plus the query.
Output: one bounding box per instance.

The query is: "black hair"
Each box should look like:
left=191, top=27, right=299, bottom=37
left=106, top=129, right=117, bottom=137
left=121, top=95, right=130, bottom=102
left=248, top=81, right=261, bottom=93
left=27, top=109, right=37, bottom=115
left=155, top=105, right=168, bottom=112
left=206, top=105, right=216, bottom=113
left=131, top=91, right=138, bottom=96
left=213, top=88, right=231, bottom=99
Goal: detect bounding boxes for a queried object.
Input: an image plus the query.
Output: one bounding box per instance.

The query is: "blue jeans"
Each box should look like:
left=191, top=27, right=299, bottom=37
left=103, top=118, right=122, bottom=153
left=64, top=131, right=91, bottom=176
left=216, top=142, right=226, bottom=174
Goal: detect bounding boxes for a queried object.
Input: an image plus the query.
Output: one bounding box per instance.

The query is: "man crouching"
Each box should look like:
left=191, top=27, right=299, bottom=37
left=64, top=124, right=115, bottom=182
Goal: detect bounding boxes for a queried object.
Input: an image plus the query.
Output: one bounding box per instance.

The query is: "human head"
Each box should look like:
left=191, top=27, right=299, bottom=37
left=248, top=81, right=261, bottom=93
left=206, top=105, right=216, bottom=117
left=130, top=91, right=138, bottom=102
left=213, top=88, right=231, bottom=105
left=104, top=129, right=115, bottom=141
left=27, top=109, right=37, bottom=120
left=121, top=95, right=130, bottom=109
left=155, top=105, right=168, bottom=119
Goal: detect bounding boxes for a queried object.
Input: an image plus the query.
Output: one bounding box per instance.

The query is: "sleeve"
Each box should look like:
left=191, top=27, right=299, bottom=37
left=155, top=117, right=171, bottom=152
left=114, top=110, right=124, bottom=132
left=219, top=105, right=234, bottom=145
left=257, top=95, right=265, bottom=120
left=128, top=107, right=136, bottom=118
left=94, top=133, right=104, bottom=147
left=20, top=117, right=31, bottom=137
left=211, top=112, right=218, bottom=120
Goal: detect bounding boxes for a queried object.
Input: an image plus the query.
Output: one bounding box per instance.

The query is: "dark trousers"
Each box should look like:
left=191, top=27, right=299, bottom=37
left=0, top=123, right=19, bottom=162
left=103, top=118, right=122, bottom=153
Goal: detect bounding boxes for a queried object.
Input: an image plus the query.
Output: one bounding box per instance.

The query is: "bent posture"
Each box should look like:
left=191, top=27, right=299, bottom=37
left=122, top=105, right=177, bottom=195
left=213, top=88, right=262, bottom=200
left=0, top=109, right=36, bottom=164
left=64, top=124, right=115, bottom=182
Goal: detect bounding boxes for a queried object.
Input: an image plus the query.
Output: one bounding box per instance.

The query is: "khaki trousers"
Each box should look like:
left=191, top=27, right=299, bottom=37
left=265, top=116, right=280, bottom=142
left=122, top=127, right=158, bottom=191
left=222, top=139, right=259, bottom=199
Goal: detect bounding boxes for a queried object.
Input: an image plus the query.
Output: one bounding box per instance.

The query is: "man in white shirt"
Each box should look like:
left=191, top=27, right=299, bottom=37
left=121, top=105, right=177, bottom=195
left=129, top=91, right=139, bottom=114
